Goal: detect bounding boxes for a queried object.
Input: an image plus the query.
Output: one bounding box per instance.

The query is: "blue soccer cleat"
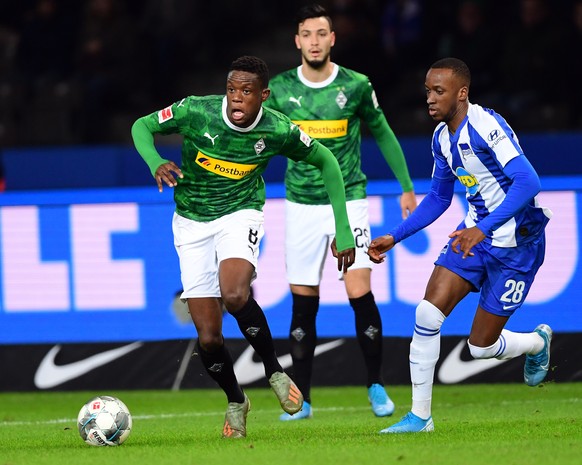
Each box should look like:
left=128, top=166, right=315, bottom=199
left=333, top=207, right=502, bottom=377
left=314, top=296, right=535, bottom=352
left=524, top=324, right=553, bottom=387
left=279, top=401, right=313, bottom=421
left=368, top=383, right=395, bottom=417
left=379, top=411, right=434, bottom=434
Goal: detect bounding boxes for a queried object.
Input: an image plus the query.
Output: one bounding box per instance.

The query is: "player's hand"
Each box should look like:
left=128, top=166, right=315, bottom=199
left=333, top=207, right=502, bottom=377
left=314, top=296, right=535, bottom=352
left=367, top=235, right=395, bottom=264
left=400, top=190, right=417, bottom=219
left=330, top=238, right=355, bottom=274
left=155, top=161, right=184, bottom=192
left=449, top=226, right=485, bottom=259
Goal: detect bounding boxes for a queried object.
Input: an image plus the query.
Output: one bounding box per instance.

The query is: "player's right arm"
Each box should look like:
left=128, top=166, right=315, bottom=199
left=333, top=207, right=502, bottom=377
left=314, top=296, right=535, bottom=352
left=131, top=112, right=183, bottom=192
left=358, top=79, right=416, bottom=217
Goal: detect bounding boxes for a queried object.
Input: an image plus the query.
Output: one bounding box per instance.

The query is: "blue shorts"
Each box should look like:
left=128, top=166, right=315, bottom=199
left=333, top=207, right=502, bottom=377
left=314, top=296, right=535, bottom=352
left=434, top=232, right=546, bottom=317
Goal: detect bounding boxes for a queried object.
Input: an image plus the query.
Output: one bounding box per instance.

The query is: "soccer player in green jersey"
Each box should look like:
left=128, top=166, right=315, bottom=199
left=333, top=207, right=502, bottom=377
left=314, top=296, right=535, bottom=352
left=267, top=4, right=417, bottom=421
left=131, top=55, right=355, bottom=438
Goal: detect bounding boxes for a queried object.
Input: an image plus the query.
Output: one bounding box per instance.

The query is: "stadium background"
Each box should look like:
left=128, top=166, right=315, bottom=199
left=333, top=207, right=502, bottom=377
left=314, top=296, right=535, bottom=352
left=0, top=0, right=581, bottom=391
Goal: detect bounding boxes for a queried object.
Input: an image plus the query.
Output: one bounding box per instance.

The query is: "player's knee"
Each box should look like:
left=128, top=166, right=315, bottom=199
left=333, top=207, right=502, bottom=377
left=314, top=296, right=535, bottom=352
left=415, top=299, right=446, bottom=331
left=467, top=340, right=498, bottom=359
left=291, top=306, right=318, bottom=322
left=197, top=333, right=223, bottom=353
left=291, top=294, right=319, bottom=318
left=221, top=290, right=248, bottom=312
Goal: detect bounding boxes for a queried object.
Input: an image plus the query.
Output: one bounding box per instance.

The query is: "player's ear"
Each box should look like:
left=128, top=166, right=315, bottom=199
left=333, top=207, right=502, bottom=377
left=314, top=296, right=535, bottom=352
left=261, top=88, right=271, bottom=102
left=330, top=31, right=336, bottom=47
left=459, top=85, right=468, bottom=102
left=295, top=34, right=301, bottom=49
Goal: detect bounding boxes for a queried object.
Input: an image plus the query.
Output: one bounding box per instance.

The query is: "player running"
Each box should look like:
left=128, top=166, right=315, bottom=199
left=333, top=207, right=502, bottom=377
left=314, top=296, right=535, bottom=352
left=366, top=57, right=553, bottom=433
left=131, top=55, right=355, bottom=438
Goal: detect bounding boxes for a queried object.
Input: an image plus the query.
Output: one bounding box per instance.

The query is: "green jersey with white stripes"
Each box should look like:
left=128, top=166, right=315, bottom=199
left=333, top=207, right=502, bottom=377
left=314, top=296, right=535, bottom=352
left=268, top=64, right=411, bottom=204
left=139, top=95, right=318, bottom=221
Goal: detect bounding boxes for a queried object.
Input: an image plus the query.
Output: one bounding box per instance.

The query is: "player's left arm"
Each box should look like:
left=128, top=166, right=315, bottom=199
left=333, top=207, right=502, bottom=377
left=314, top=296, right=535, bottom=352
left=449, top=155, right=540, bottom=258
left=476, top=155, right=541, bottom=236
left=303, top=143, right=356, bottom=272
left=360, top=82, right=416, bottom=218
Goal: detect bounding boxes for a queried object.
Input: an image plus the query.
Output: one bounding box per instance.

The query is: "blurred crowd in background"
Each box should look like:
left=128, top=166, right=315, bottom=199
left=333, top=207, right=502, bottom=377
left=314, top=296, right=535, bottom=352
left=0, top=0, right=581, bottom=148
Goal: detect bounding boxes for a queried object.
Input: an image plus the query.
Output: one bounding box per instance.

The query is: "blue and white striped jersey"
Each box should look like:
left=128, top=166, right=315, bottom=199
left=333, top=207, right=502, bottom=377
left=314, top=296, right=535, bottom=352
left=431, top=103, right=552, bottom=247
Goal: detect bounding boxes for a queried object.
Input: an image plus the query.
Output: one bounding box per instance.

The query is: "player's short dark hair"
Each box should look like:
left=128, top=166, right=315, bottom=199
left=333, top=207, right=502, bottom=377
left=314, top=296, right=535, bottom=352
left=229, top=55, right=270, bottom=88
left=430, top=57, right=471, bottom=87
left=297, top=3, right=333, bottom=30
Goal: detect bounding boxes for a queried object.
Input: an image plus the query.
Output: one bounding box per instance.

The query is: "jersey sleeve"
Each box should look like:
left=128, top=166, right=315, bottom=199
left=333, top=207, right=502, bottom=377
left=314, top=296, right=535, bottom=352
left=302, top=144, right=355, bottom=252
left=431, top=128, right=458, bottom=182
left=279, top=122, right=321, bottom=162
left=476, top=155, right=541, bottom=236
left=357, top=79, right=414, bottom=192
left=389, top=175, right=454, bottom=243
left=477, top=110, right=524, bottom=168
left=389, top=143, right=455, bottom=243
left=142, top=98, right=191, bottom=135
left=131, top=98, right=190, bottom=176
left=278, top=120, right=355, bottom=251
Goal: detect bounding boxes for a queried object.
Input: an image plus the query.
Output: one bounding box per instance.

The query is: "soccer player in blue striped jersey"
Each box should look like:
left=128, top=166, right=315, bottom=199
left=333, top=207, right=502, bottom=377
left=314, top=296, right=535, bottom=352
left=366, top=57, right=553, bottom=433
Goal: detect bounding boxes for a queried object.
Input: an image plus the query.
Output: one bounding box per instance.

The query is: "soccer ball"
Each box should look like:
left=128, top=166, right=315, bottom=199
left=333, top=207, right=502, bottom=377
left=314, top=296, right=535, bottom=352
left=77, top=395, right=132, bottom=446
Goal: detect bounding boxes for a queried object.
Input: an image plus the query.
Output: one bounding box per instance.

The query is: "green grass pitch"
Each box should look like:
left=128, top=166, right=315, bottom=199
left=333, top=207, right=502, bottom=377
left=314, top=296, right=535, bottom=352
left=1, top=383, right=580, bottom=465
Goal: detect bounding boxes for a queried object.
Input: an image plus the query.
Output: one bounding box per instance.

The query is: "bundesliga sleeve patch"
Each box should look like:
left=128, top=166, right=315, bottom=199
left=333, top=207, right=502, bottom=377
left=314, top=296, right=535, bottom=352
left=158, top=106, right=174, bottom=124
left=371, top=90, right=379, bottom=109
left=299, top=129, right=312, bottom=147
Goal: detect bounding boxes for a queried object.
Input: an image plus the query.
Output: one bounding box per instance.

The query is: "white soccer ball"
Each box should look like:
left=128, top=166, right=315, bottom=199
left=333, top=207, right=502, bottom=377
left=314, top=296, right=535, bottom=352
left=77, top=395, right=132, bottom=446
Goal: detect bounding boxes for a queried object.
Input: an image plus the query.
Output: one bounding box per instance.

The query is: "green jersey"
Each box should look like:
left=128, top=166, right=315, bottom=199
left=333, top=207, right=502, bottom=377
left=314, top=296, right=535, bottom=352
left=138, top=95, right=320, bottom=221
left=268, top=64, right=413, bottom=205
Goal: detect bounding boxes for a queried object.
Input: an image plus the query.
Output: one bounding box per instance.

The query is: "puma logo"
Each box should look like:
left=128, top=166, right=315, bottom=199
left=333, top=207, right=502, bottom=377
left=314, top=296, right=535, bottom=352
left=204, top=132, right=219, bottom=145
left=289, top=96, right=303, bottom=107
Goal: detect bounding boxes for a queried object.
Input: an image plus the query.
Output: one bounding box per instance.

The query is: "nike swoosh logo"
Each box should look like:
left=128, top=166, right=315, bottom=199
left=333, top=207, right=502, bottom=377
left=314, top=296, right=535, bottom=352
left=233, top=339, right=345, bottom=385
left=502, top=304, right=519, bottom=310
left=437, top=339, right=510, bottom=384
left=34, top=342, right=143, bottom=389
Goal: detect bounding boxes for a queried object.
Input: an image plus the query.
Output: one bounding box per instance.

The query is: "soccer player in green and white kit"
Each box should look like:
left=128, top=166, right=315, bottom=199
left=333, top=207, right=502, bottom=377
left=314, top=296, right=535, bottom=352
left=267, top=4, right=417, bottom=421
left=131, top=56, right=356, bottom=439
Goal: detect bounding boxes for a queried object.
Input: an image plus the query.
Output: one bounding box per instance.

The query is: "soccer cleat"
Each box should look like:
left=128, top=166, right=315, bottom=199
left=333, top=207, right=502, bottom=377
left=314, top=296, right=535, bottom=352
left=368, top=383, right=395, bottom=417
left=222, top=394, right=250, bottom=439
left=524, top=324, right=553, bottom=387
left=379, top=411, right=434, bottom=434
left=279, top=401, right=313, bottom=421
left=268, top=371, right=303, bottom=414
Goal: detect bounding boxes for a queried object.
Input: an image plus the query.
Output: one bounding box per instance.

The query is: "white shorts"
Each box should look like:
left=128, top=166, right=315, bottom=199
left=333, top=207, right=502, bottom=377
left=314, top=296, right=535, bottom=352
left=173, top=209, right=264, bottom=298
left=285, top=198, right=372, bottom=286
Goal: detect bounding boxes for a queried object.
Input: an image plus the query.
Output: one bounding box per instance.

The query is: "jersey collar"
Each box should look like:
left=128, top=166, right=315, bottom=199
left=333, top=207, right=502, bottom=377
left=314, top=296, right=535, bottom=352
left=296, top=63, right=339, bottom=88
left=221, top=96, right=263, bottom=132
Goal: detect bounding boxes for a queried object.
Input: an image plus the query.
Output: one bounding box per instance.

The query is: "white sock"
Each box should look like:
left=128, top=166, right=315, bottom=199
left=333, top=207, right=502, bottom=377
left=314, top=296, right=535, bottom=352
left=409, top=300, right=445, bottom=420
left=495, top=329, right=545, bottom=359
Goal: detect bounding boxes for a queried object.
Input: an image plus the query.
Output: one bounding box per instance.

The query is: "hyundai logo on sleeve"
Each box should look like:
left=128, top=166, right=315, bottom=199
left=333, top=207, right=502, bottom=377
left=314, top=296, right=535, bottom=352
left=487, top=129, right=500, bottom=142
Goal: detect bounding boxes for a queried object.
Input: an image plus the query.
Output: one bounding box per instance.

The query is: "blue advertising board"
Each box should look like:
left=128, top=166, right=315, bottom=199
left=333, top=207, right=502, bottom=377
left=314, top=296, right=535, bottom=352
left=0, top=177, right=580, bottom=344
